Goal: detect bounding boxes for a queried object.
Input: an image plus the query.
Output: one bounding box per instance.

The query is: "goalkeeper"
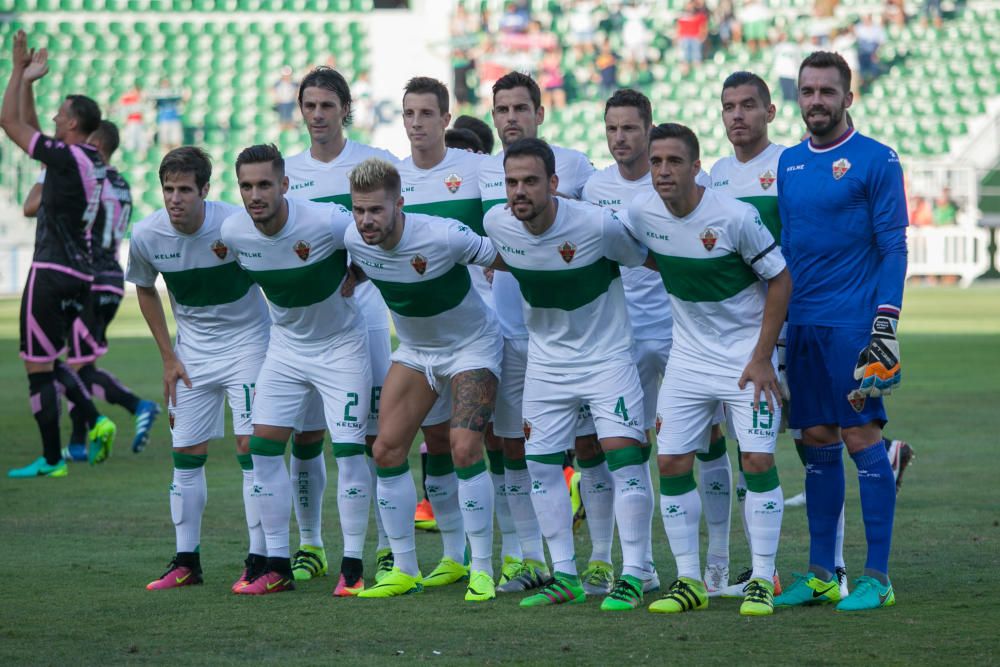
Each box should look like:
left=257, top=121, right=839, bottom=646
left=774, top=51, right=907, bottom=613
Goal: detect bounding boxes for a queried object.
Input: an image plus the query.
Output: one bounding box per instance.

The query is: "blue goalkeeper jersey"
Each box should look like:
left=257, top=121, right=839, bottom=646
left=778, top=129, right=908, bottom=328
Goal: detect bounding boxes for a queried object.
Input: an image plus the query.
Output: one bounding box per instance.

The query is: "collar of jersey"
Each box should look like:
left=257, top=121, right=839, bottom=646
left=808, top=128, right=856, bottom=153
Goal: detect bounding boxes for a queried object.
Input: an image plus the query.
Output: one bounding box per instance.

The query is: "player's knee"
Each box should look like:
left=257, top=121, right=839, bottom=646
left=372, top=437, right=408, bottom=468
left=740, top=451, right=774, bottom=473
left=178, top=442, right=209, bottom=456
left=658, top=453, right=695, bottom=477
left=574, top=434, right=601, bottom=459
left=450, top=438, right=484, bottom=469
left=292, top=429, right=325, bottom=445
left=234, top=435, right=250, bottom=455
left=501, top=437, right=526, bottom=459
left=842, top=422, right=883, bottom=453
left=252, top=424, right=293, bottom=443
left=801, top=424, right=840, bottom=446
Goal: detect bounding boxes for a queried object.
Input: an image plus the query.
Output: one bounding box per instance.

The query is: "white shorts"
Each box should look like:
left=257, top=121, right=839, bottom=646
left=253, top=333, right=371, bottom=444
left=421, top=385, right=453, bottom=428
left=367, top=327, right=392, bottom=436
left=656, top=365, right=780, bottom=456
left=494, top=336, right=528, bottom=439
left=392, top=334, right=502, bottom=397
left=522, top=362, right=645, bottom=456
left=169, top=346, right=266, bottom=448
left=633, top=337, right=671, bottom=431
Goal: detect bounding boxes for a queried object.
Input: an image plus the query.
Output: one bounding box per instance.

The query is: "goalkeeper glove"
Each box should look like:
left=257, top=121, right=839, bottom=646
left=853, top=307, right=901, bottom=397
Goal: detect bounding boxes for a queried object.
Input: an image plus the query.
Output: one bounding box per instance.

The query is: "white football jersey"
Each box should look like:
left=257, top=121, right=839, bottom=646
left=485, top=197, right=646, bottom=372
left=126, top=201, right=270, bottom=355
left=221, top=197, right=364, bottom=350
left=285, top=141, right=399, bottom=331
left=345, top=212, right=498, bottom=351
left=625, top=186, right=786, bottom=377
left=709, top=142, right=785, bottom=242
left=479, top=145, right=596, bottom=340
left=398, top=147, right=486, bottom=235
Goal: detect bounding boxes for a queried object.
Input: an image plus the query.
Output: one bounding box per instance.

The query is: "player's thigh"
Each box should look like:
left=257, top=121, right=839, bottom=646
left=19, top=267, right=88, bottom=363
left=308, top=334, right=372, bottom=444
left=170, top=361, right=226, bottom=447
left=522, top=373, right=579, bottom=456
left=367, top=326, right=392, bottom=437
left=252, top=350, right=312, bottom=429
left=822, top=325, right=888, bottom=429
left=494, top=337, right=528, bottom=439
left=634, top=337, right=670, bottom=431
left=393, top=344, right=450, bottom=429
left=583, top=363, right=645, bottom=443
left=378, top=361, right=440, bottom=450
left=655, top=366, right=717, bottom=456
left=220, top=348, right=267, bottom=438
left=785, top=324, right=837, bottom=430
left=721, top=377, right=780, bottom=455
left=422, top=385, right=451, bottom=428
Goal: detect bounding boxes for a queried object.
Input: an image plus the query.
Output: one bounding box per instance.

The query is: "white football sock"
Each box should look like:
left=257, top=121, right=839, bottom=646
left=506, top=465, right=545, bottom=563
left=737, top=470, right=752, bottom=551
left=580, top=460, right=615, bottom=564
left=242, top=468, right=266, bottom=556
left=290, top=449, right=326, bottom=548
left=252, top=453, right=292, bottom=559
left=747, top=487, right=784, bottom=581
left=527, top=460, right=576, bottom=575
left=459, top=469, right=495, bottom=576
left=376, top=468, right=418, bottom=576
left=368, top=454, right=390, bottom=551
left=698, top=455, right=733, bottom=567
left=492, top=470, right=521, bottom=560
left=660, top=487, right=702, bottom=581
left=171, top=465, right=206, bottom=554
left=611, top=462, right=654, bottom=579
left=336, top=453, right=372, bottom=559
left=835, top=501, right=846, bottom=569
left=426, top=472, right=465, bottom=562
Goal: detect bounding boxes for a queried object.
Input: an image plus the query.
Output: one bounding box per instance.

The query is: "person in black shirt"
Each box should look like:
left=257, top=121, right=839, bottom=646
left=1, top=31, right=117, bottom=478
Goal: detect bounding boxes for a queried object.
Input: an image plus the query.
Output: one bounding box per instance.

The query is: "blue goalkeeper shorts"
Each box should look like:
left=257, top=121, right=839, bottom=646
left=786, top=324, right=887, bottom=430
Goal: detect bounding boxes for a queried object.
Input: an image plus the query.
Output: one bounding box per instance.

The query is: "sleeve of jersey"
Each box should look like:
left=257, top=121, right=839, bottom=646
left=739, top=207, right=785, bottom=280
left=28, top=132, right=73, bottom=169
left=328, top=206, right=354, bottom=249
left=603, top=209, right=647, bottom=268
left=868, top=151, right=909, bottom=313
left=124, top=233, right=156, bottom=287
left=449, top=220, right=497, bottom=267
left=574, top=156, right=596, bottom=198
left=777, top=160, right=791, bottom=264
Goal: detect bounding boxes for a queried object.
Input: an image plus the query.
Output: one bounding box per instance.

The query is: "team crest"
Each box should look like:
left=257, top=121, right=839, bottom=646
left=832, top=158, right=851, bottom=180
left=847, top=389, right=867, bottom=413
left=759, top=169, right=776, bottom=191
left=293, top=240, right=311, bottom=261
left=558, top=241, right=576, bottom=263
left=411, top=254, right=427, bottom=275
left=444, top=173, right=462, bottom=194
left=211, top=239, right=228, bottom=260
left=655, top=413, right=663, bottom=435
left=699, top=228, right=718, bottom=251
left=522, top=419, right=532, bottom=441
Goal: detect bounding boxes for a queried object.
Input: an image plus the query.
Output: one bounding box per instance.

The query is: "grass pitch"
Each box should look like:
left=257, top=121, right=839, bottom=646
left=1, top=286, right=998, bottom=665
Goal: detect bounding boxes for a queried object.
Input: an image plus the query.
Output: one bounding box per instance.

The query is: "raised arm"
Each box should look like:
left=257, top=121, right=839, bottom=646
left=1, top=32, right=48, bottom=153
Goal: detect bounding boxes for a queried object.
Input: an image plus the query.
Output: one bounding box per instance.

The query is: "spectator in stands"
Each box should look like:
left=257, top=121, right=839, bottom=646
left=594, top=40, right=619, bottom=97
left=540, top=49, right=567, bottom=110
left=117, top=82, right=147, bottom=156
left=273, top=66, right=298, bottom=132
left=773, top=32, right=802, bottom=102
left=855, top=15, right=886, bottom=88
left=884, top=0, right=907, bottom=27
left=451, top=4, right=480, bottom=108
left=499, top=0, right=531, bottom=34
left=454, top=114, right=494, bottom=154
left=921, top=0, right=943, bottom=28
left=740, top=0, right=772, bottom=53
left=713, top=0, right=740, bottom=48
left=933, top=187, right=959, bottom=226
left=832, top=26, right=862, bottom=97
left=622, top=3, right=651, bottom=65
left=569, top=0, right=598, bottom=53
left=152, top=78, right=185, bottom=151
left=909, top=196, right=933, bottom=226
left=677, top=0, right=709, bottom=75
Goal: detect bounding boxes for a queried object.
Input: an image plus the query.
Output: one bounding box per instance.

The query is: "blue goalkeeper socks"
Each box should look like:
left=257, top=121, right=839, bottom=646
left=850, top=441, right=896, bottom=583
left=804, top=443, right=845, bottom=579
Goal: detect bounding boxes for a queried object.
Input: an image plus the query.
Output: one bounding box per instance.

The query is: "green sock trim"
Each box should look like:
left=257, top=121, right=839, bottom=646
left=503, top=455, right=528, bottom=470
left=249, top=436, right=286, bottom=457
left=659, top=471, right=696, bottom=496
left=333, top=443, right=366, bottom=458
left=486, top=449, right=505, bottom=475
left=291, top=440, right=324, bottom=460
left=173, top=452, right=207, bottom=470
left=426, top=452, right=455, bottom=476
left=605, top=446, right=644, bottom=471
left=376, top=462, right=410, bottom=478
left=795, top=442, right=807, bottom=467
left=744, top=466, right=780, bottom=493
left=456, top=458, right=488, bottom=480
left=641, top=444, right=652, bottom=462
left=365, top=442, right=374, bottom=458
left=236, top=453, right=253, bottom=471
left=525, top=453, right=565, bottom=466
left=696, top=436, right=727, bottom=462
left=577, top=450, right=607, bottom=468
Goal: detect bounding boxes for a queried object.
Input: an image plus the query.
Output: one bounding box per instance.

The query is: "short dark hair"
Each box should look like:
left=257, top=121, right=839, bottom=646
left=721, top=71, right=772, bottom=108
left=454, top=115, right=494, bottom=154
left=235, top=143, right=284, bottom=178
left=404, top=76, right=450, bottom=114
left=503, top=137, right=555, bottom=178
left=798, top=51, right=852, bottom=94
left=90, top=120, right=120, bottom=158
left=445, top=127, right=484, bottom=153
left=65, top=95, right=102, bottom=136
left=297, top=66, right=353, bottom=127
left=604, top=88, right=652, bottom=127
left=159, top=146, right=212, bottom=189
left=492, top=71, right=541, bottom=110
left=649, top=123, right=700, bottom=162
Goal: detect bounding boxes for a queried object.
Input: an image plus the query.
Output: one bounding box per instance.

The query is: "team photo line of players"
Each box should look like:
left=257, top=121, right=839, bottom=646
left=2, top=28, right=909, bottom=616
